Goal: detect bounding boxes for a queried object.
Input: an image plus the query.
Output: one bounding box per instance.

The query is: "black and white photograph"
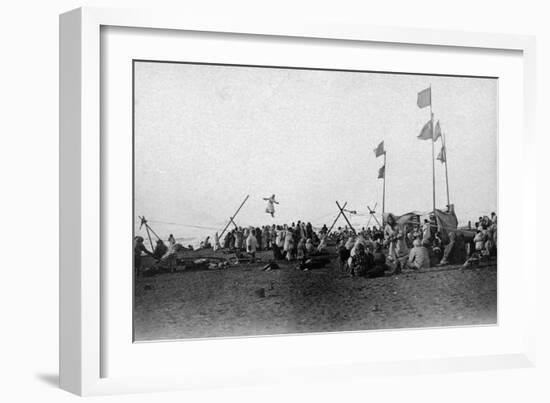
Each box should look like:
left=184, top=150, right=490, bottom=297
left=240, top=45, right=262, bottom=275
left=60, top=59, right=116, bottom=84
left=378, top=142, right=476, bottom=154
left=132, top=60, right=498, bottom=342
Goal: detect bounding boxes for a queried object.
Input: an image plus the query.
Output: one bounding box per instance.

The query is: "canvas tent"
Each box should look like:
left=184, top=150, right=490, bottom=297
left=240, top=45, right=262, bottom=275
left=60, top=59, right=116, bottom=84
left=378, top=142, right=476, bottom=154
left=384, top=206, right=459, bottom=243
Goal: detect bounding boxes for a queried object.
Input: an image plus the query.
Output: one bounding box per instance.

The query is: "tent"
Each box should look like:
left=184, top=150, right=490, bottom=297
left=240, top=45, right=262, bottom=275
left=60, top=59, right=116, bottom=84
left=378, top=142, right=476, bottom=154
left=384, top=206, right=459, bottom=243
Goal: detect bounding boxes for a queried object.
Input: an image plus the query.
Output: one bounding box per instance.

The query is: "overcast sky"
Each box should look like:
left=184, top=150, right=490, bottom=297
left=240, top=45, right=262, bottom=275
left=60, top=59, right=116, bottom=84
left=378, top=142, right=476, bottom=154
left=134, top=61, right=497, bottom=242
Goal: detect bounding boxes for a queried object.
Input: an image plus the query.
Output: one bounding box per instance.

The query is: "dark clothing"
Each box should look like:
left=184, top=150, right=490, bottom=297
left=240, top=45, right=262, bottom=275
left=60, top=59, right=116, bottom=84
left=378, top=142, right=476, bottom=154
left=351, top=251, right=374, bottom=277
left=255, top=228, right=262, bottom=251
left=441, top=232, right=467, bottom=264
left=338, top=245, right=350, bottom=263
left=134, top=242, right=152, bottom=270
left=153, top=242, right=168, bottom=259
left=298, top=256, right=331, bottom=270
left=372, top=251, right=388, bottom=273
left=364, top=265, right=386, bottom=278
left=272, top=244, right=284, bottom=260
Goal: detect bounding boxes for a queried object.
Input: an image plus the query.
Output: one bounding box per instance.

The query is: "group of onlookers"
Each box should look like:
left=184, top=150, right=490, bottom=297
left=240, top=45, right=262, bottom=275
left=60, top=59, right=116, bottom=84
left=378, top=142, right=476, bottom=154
left=333, top=212, right=498, bottom=277
left=134, top=212, right=497, bottom=276
left=208, top=221, right=328, bottom=263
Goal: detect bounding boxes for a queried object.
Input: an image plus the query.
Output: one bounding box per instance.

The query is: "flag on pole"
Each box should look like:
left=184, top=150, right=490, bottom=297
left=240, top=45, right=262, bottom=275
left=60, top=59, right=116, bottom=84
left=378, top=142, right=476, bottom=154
left=378, top=165, right=385, bottom=179
left=437, top=145, right=446, bottom=163
left=373, top=141, right=385, bottom=157
left=417, top=87, right=431, bottom=108
left=434, top=121, right=442, bottom=141
left=417, top=120, right=433, bottom=140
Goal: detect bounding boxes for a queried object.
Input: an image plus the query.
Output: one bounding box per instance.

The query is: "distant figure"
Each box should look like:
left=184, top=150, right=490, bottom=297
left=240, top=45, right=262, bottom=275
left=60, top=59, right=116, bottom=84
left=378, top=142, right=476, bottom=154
left=284, top=228, right=295, bottom=261
left=337, top=239, right=351, bottom=273
left=134, top=236, right=153, bottom=276
left=384, top=214, right=408, bottom=273
left=305, top=238, right=315, bottom=254
left=168, top=234, right=176, bottom=246
left=263, top=194, right=279, bottom=217
left=317, top=234, right=328, bottom=253
left=153, top=239, right=168, bottom=259
left=213, top=232, right=221, bottom=251
left=246, top=228, right=258, bottom=263
left=421, top=219, right=431, bottom=245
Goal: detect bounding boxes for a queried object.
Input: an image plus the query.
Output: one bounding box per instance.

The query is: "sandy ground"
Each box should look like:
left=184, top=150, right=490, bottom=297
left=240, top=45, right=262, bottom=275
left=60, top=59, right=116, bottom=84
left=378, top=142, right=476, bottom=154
left=134, top=248, right=497, bottom=341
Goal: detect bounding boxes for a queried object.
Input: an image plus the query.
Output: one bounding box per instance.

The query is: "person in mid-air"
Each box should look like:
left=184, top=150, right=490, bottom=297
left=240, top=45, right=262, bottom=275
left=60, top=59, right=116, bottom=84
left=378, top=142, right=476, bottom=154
left=263, top=194, right=279, bottom=218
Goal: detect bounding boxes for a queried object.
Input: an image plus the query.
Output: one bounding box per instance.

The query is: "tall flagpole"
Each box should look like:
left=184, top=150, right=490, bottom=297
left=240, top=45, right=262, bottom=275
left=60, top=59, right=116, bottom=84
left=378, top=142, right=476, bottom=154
left=442, top=130, right=450, bottom=208
left=430, top=84, right=436, bottom=215
left=382, top=151, right=387, bottom=224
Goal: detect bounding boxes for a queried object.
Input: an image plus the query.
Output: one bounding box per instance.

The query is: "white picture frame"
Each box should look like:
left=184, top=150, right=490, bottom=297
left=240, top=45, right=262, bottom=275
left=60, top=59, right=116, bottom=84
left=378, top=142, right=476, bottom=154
left=59, top=6, right=537, bottom=396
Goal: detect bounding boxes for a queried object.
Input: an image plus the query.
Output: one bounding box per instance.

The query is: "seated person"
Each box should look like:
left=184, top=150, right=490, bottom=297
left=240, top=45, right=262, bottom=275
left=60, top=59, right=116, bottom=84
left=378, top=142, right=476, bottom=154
left=407, top=239, right=430, bottom=270
left=372, top=243, right=388, bottom=274
left=350, top=243, right=373, bottom=277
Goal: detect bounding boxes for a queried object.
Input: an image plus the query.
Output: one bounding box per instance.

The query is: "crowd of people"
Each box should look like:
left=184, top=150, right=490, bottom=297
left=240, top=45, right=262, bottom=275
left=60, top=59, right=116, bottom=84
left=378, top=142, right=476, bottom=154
left=209, top=221, right=329, bottom=264
left=134, top=212, right=498, bottom=277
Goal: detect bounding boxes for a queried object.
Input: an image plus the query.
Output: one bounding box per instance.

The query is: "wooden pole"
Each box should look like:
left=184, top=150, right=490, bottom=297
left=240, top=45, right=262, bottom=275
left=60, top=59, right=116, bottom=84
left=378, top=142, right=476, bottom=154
left=382, top=151, right=387, bottom=225
left=145, top=223, right=161, bottom=241
left=430, top=84, right=436, bottom=216
left=336, top=201, right=356, bottom=234
left=144, top=224, right=154, bottom=251
left=219, top=195, right=250, bottom=239
left=327, top=202, right=347, bottom=234
left=442, top=130, right=450, bottom=208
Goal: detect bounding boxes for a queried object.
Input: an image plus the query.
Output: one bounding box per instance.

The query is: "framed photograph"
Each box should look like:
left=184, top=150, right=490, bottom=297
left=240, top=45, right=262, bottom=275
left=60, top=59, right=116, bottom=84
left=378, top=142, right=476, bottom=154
left=60, top=7, right=537, bottom=396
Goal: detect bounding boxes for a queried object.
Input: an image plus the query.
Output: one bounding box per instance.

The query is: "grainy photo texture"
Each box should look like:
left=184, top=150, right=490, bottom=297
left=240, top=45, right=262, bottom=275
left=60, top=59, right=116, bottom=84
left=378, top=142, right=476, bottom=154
left=133, top=61, right=497, bottom=341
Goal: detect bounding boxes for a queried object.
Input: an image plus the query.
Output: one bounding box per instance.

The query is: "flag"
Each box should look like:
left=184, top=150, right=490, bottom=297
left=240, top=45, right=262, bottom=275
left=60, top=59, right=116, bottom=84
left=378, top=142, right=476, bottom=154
left=378, top=165, right=385, bottom=179
left=437, top=145, right=446, bottom=163
left=434, top=121, right=442, bottom=141
left=373, top=141, right=385, bottom=157
left=417, top=87, right=431, bottom=108
left=417, top=120, right=433, bottom=140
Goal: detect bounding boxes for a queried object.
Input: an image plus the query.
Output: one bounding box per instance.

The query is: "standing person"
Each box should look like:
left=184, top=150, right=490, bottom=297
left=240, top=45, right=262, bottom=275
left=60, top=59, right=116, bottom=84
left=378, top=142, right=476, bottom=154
left=228, top=230, right=235, bottom=250
left=262, top=226, right=271, bottom=249
left=474, top=229, right=486, bottom=256
left=337, top=238, right=351, bottom=273
left=213, top=232, right=221, bottom=251
left=489, top=214, right=497, bottom=256
left=306, top=222, right=313, bottom=239
left=284, top=228, right=295, bottom=261
left=296, top=237, right=306, bottom=260
left=153, top=239, right=168, bottom=259
left=255, top=227, right=263, bottom=251
left=384, top=213, right=408, bottom=273
left=134, top=236, right=153, bottom=276
left=421, top=219, right=432, bottom=245
left=294, top=221, right=302, bottom=245
left=276, top=226, right=285, bottom=250
left=246, top=228, right=258, bottom=263
left=168, top=234, right=176, bottom=246
left=263, top=195, right=279, bottom=218
left=223, top=231, right=231, bottom=249
left=234, top=228, right=243, bottom=252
